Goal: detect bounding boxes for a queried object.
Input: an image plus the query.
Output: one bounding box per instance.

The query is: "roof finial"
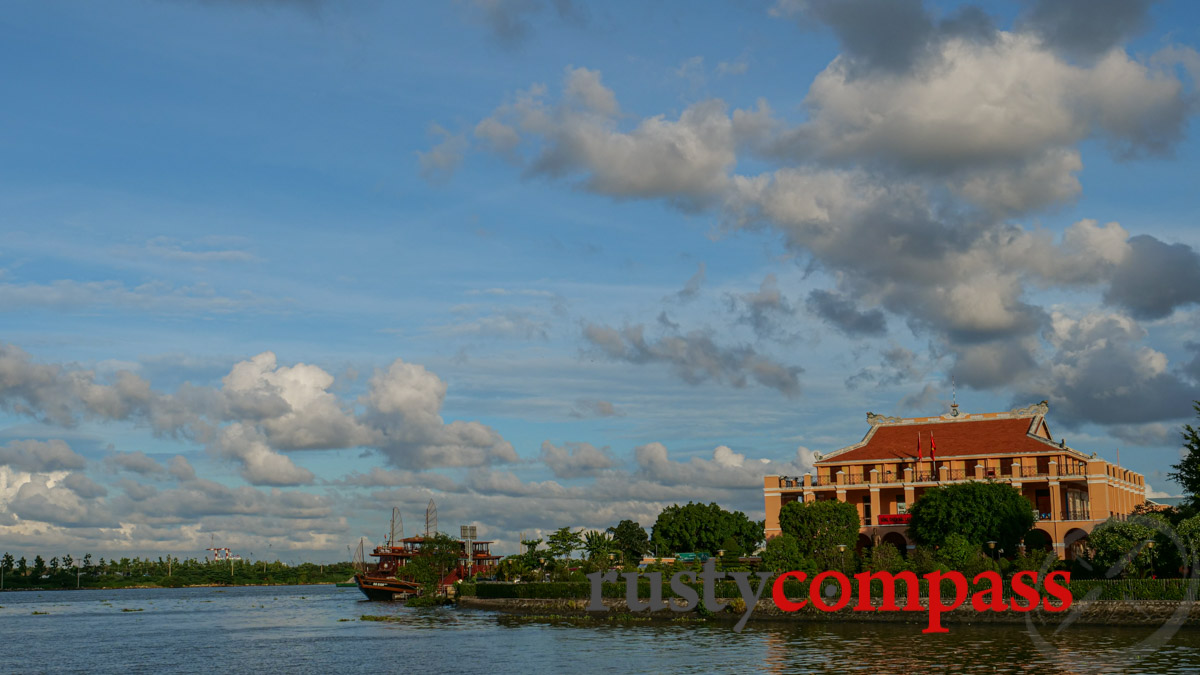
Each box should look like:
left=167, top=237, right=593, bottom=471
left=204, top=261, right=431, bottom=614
left=950, top=376, right=959, bottom=417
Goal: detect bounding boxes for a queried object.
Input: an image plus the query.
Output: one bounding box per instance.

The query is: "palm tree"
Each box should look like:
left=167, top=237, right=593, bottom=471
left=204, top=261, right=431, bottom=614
left=583, top=530, right=614, bottom=561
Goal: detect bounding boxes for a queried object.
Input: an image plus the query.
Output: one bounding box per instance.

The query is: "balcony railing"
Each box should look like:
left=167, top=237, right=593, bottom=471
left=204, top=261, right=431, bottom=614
left=802, top=468, right=1093, bottom=488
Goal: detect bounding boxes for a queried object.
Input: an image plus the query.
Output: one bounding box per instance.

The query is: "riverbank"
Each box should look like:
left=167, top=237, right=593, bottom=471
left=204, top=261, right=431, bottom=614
left=458, top=596, right=1200, bottom=628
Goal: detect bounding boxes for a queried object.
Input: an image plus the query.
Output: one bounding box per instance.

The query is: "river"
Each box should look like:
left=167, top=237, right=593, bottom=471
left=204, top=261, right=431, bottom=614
left=1, top=585, right=1198, bottom=673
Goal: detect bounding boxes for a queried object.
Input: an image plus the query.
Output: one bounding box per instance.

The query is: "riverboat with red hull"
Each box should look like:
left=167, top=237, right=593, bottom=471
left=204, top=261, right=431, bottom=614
left=353, top=504, right=501, bottom=601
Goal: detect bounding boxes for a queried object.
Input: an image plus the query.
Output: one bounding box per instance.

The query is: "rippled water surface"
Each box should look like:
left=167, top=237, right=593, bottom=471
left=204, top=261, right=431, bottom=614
left=1, top=585, right=1198, bottom=674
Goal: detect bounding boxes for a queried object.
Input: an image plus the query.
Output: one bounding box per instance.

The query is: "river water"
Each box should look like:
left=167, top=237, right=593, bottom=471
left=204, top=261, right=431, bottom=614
left=1, top=585, right=1198, bottom=674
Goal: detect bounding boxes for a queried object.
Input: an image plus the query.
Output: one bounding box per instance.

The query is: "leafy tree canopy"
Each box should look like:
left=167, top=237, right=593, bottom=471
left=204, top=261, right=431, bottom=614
left=607, top=520, right=649, bottom=563
left=546, top=526, right=583, bottom=560
left=1169, top=402, right=1200, bottom=513
left=777, top=499, right=860, bottom=562
left=405, top=533, right=463, bottom=589
left=650, top=502, right=763, bottom=556
left=760, top=534, right=808, bottom=574
left=907, top=481, right=1034, bottom=552
left=1087, top=515, right=1165, bottom=578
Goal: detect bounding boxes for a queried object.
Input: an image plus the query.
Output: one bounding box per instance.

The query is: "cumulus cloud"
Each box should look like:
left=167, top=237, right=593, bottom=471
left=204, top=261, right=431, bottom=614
left=1103, top=235, right=1200, bottom=320
left=167, top=455, right=197, bottom=482
left=106, top=450, right=165, bottom=476
left=1017, top=311, right=1200, bottom=425
left=0, top=345, right=517, bottom=483
left=635, top=442, right=816, bottom=489
left=0, top=439, right=87, bottom=473
left=220, top=351, right=369, bottom=450
left=1109, top=422, right=1176, bottom=447
left=9, top=476, right=117, bottom=528
left=212, top=423, right=316, bottom=486
left=806, top=289, right=886, bottom=337
left=471, top=68, right=758, bottom=209
left=1021, top=0, right=1156, bottom=60
left=539, top=440, right=618, bottom=478
left=582, top=322, right=802, bottom=396
left=62, top=472, right=108, bottom=499
left=729, top=274, right=797, bottom=340
left=846, top=346, right=922, bottom=389
left=361, top=359, right=518, bottom=468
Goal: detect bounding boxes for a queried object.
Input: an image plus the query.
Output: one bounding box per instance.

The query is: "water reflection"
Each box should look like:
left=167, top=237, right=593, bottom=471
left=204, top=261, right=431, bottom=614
left=1, top=586, right=1197, bottom=674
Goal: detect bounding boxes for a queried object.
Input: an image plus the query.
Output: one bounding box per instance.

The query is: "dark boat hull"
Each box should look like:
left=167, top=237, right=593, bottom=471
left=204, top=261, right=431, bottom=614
left=354, top=574, right=422, bottom=601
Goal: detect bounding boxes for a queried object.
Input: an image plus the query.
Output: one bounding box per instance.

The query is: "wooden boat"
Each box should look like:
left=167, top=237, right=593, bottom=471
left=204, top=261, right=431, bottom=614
left=353, top=574, right=422, bottom=600
left=352, top=504, right=500, bottom=601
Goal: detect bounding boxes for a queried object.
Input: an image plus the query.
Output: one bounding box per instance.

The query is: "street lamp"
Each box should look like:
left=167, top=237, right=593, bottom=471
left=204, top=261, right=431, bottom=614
left=1143, top=539, right=1156, bottom=578
left=836, top=543, right=848, bottom=574
left=986, top=540, right=999, bottom=564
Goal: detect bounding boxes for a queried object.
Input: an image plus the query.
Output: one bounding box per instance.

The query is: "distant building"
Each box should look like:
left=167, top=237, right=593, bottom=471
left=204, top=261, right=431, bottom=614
left=764, top=402, right=1147, bottom=559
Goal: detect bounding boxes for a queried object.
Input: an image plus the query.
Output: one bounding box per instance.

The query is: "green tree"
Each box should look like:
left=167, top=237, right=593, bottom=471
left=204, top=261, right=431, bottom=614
left=582, top=530, right=615, bottom=562
left=49, top=557, right=59, bottom=574
left=546, top=526, right=583, bottom=560
left=1087, top=515, right=1162, bottom=578
left=760, top=534, right=807, bottom=573
left=777, top=499, right=859, bottom=566
left=607, top=520, right=649, bottom=563
left=650, top=502, right=763, bottom=555
left=31, top=555, right=46, bottom=578
left=1169, top=402, right=1200, bottom=511
left=865, top=542, right=906, bottom=574
left=1178, top=514, right=1200, bottom=574
left=1, top=552, right=13, bottom=574
left=908, top=481, right=1034, bottom=552
left=518, top=538, right=543, bottom=569
left=16, top=557, right=27, bottom=576
left=403, top=533, right=462, bottom=592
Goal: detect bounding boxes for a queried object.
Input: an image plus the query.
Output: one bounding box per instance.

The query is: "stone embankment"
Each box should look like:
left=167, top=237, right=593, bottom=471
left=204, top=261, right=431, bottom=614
left=458, top=596, right=1200, bottom=627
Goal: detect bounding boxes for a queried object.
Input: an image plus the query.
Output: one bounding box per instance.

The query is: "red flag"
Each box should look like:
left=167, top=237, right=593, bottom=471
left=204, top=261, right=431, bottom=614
left=930, top=432, right=937, bottom=462
left=917, top=432, right=923, bottom=461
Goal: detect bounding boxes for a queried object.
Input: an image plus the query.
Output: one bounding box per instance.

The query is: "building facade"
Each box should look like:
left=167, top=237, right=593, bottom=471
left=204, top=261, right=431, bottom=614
left=763, top=402, right=1146, bottom=559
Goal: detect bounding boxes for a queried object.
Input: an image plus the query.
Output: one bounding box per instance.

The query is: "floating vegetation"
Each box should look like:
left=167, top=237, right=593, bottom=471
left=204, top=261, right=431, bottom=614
left=337, top=618, right=353, bottom=622
left=121, top=608, right=144, bottom=612
left=31, top=611, right=49, bottom=615
left=360, top=615, right=394, bottom=622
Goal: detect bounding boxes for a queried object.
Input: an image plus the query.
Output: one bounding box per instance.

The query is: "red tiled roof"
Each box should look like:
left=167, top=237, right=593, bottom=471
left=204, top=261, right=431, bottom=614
left=817, top=417, right=1056, bottom=463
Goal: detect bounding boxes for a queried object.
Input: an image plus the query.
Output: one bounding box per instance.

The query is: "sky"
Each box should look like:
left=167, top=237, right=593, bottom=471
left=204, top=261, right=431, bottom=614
left=2, top=0, right=1200, bottom=563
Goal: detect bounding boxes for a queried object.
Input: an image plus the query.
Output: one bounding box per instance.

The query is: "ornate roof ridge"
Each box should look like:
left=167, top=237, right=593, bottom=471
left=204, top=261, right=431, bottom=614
left=864, top=400, right=1048, bottom=426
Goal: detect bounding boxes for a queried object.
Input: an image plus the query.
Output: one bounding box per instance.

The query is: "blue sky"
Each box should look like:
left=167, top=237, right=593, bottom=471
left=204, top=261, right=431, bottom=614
left=2, top=0, right=1199, bottom=562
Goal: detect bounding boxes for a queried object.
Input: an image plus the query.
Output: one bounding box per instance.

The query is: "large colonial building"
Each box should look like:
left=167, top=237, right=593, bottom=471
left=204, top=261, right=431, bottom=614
left=763, top=402, right=1147, bottom=559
